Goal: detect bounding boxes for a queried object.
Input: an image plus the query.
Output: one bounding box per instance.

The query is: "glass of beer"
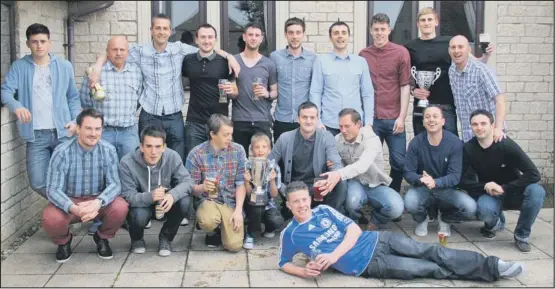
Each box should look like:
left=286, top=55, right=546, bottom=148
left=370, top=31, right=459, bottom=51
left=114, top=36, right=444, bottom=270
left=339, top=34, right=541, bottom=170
left=479, top=33, right=491, bottom=54
left=218, top=79, right=229, bottom=103
left=313, top=177, right=327, bottom=202
left=205, top=172, right=220, bottom=199
left=252, top=77, right=263, bottom=100
left=438, top=233, right=448, bottom=247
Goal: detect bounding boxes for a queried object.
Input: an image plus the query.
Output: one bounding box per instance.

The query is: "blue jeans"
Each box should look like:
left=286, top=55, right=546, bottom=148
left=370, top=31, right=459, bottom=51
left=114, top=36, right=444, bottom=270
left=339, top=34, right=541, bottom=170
left=139, top=109, right=185, bottom=161
left=476, top=183, right=545, bottom=242
left=345, top=179, right=404, bottom=225
left=404, top=186, right=477, bottom=223
left=364, top=231, right=500, bottom=281
left=184, top=121, right=208, bottom=159
left=413, top=108, right=458, bottom=137
left=26, top=129, right=69, bottom=198
left=102, top=124, right=139, bottom=160
left=372, top=119, right=406, bottom=192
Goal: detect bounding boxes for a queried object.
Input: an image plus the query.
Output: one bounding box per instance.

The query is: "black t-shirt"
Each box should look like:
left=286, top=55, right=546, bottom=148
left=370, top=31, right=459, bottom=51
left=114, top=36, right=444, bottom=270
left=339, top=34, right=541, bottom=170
left=182, top=52, right=235, bottom=124
left=291, top=130, right=316, bottom=183
left=404, top=36, right=454, bottom=106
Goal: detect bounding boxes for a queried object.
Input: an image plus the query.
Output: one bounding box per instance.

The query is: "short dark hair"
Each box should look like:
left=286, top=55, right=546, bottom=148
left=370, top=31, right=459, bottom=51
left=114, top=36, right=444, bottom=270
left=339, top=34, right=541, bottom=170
left=470, top=109, right=494, bottom=125
left=328, top=21, right=350, bottom=37
left=423, top=105, right=444, bottom=118
left=297, top=101, right=319, bottom=117
left=371, top=13, right=391, bottom=26
left=208, top=114, right=233, bottom=139
left=338, top=108, right=361, bottom=124
left=284, top=17, right=305, bottom=33
left=180, top=30, right=194, bottom=45
left=196, top=23, right=218, bottom=38
left=244, top=22, right=265, bottom=34
left=151, top=14, right=170, bottom=27
left=285, top=181, right=309, bottom=199
left=76, top=108, right=104, bottom=127
left=140, top=125, right=167, bottom=144
left=26, top=23, right=50, bottom=40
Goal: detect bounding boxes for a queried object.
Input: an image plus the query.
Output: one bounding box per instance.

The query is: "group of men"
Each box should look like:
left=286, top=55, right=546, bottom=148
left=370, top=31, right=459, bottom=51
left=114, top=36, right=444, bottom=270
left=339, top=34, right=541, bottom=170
left=0, top=6, right=545, bottom=283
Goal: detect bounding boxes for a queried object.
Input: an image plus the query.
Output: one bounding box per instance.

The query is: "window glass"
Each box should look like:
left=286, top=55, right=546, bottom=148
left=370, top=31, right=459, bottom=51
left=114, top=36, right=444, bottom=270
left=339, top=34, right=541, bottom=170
left=372, top=1, right=416, bottom=45
left=226, top=1, right=270, bottom=56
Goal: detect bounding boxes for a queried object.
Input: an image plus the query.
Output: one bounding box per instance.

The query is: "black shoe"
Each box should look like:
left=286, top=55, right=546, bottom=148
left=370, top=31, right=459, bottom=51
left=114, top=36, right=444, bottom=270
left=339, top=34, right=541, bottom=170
left=56, top=234, right=73, bottom=263
left=515, top=239, right=531, bottom=253
left=93, top=232, right=113, bottom=259
left=480, top=227, right=496, bottom=239
left=392, top=216, right=403, bottom=222
left=121, top=220, right=130, bottom=231
left=204, top=229, right=222, bottom=248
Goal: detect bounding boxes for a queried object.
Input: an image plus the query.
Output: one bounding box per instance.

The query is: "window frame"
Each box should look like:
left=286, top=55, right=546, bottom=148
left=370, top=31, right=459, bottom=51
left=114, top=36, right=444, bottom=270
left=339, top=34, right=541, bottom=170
left=151, top=1, right=208, bottom=35
left=220, top=0, right=276, bottom=56
left=366, top=1, right=418, bottom=47
left=434, top=0, right=485, bottom=57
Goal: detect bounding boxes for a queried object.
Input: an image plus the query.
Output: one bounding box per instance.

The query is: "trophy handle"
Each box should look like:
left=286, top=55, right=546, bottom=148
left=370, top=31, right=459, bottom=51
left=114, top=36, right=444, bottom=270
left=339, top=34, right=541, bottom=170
left=432, top=68, right=441, bottom=84
left=411, top=66, right=417, bottom=80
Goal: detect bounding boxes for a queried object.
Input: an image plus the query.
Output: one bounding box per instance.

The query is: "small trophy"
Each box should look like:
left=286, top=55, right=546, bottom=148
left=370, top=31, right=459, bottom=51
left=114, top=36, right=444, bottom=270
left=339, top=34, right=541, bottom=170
left=411, top=66, right=441, bottom=108
left=85, top=67, right=106, bottom=101
left=247, top=158, right=275, bottom=206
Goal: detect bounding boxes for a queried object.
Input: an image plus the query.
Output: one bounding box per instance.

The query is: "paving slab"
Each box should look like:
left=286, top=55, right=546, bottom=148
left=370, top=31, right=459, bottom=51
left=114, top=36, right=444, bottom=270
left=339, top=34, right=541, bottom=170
left=515, top=259, right=554, bottom=286
left=121, top=251, right=187, bottom=273
left=0, top=274, right=51, bottom=287
left=45, top=273, right=117, bottom=287
left=190, top=233, right=225, bottom=251
left=454, top=226, right=516, bottom=242
left=473, top=241, right=552, bottom=261
left=536, top=208, right=553, bottom=224
left=315, top=271, right=385, bottom=287
left=505, top=220, right=553, bottom=238
left=247, top=249, right=279, bottom=270
left=74, top=234, right=133, bottom=253
left=1, top=253, right=61, bottom=275
left=57, top=252, right=128, bottom=274
left=441, top=241, right=487, bottom=253
left=385, top=278, right=455, bottom=287
left=530, top=238, right=554, bottom=257
left=451, top=278, right=524, bottom=287
left=247, top=234, right=281, bottom=250
left=248, top=269, right=317, bottom=287
left=113, top=272, right=184, bottom=287
left=402, top=225, right=468, bottom=243
left=182, top=271, right=250, bottom=287
left=186, top=250, right=248, bottom=271
left=14, top=230, right=84, bottom=254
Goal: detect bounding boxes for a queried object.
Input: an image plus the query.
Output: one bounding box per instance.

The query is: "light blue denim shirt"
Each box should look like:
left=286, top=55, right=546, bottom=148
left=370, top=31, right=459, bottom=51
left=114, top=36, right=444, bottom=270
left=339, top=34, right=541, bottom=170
left=309, top=52, right=374, bottom=129
left=270, top=47, right=317, bottom=123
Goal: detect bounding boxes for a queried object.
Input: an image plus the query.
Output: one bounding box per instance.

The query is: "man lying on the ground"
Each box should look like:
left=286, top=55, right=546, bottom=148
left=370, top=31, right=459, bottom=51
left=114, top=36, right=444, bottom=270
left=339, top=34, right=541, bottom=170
left=278, top=181, right=524, bottom=281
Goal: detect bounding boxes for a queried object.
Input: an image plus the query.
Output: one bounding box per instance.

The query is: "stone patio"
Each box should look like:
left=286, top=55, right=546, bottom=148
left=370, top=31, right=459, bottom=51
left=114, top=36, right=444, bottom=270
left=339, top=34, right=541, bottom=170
left=1, top=209, right=553, bottom=287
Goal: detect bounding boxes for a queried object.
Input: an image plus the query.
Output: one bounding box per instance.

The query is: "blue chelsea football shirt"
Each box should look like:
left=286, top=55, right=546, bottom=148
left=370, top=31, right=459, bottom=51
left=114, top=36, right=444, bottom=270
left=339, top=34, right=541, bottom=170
left=278, top=205, right=379, bottom=276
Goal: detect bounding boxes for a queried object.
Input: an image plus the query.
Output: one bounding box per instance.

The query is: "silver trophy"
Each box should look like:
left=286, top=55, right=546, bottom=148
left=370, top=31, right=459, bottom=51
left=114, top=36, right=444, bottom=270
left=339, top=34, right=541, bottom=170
left=247, top=158, right=275, bottom=206
left=411, top=66, right=441, bottom=108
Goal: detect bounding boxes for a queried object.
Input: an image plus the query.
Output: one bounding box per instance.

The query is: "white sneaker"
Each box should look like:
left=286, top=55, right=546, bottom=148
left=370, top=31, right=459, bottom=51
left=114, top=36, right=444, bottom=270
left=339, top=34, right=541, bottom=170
left=438, top=213, right=451, bottom=236
left=414, top=216, right=429, bottom=237
left=145, top=220, right=152, bottom=229
left=180, top=218, right=189, bottom=226
left=263, top=231, right=275, bottom=238
left=243, top=235, right=255, bottom=250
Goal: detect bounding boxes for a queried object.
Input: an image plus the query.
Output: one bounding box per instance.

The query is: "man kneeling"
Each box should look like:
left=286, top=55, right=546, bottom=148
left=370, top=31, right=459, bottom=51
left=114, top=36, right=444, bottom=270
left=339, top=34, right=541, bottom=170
left=278, top=181, right=524, bottom=281
left=120, top=125, right=194, bottom=256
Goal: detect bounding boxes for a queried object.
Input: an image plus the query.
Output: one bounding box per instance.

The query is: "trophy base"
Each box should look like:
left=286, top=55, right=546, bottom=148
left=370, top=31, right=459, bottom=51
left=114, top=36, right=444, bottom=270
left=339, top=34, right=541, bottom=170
left=417, top=99, right=429, bottom=108
left=249, top=192, right=269, bottom=207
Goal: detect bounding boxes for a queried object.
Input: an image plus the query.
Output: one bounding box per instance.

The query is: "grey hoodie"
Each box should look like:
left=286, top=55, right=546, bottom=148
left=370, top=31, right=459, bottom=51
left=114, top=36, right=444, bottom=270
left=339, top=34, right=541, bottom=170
left=120, top=147, right=194, bottom=207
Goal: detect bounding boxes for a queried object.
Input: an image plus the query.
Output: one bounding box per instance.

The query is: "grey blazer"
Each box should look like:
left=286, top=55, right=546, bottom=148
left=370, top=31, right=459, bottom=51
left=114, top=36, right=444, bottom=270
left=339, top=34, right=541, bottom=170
left=269, top=128, right=343, bottom=184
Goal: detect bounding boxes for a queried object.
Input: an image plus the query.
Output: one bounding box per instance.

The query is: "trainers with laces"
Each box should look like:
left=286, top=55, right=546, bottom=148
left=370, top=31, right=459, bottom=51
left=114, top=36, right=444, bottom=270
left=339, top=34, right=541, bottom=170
left=243, top=235, right=255, bottom=250
left=158, top=236, right=172, bottom=257
left=414, top=216, right=429, bottom=237
left=145, top=220, right=152, bottom=229
left=515, top=238, right=531, bottom=253
left=205, top=229, right=221, bottom=248
left=93, top=232, right=113, bottom=260
left=56, top=234, right=73, bottom=263
left=262, top=231, right=275, bottom=238
left=498, top=260, right=524, bottom=278
left=480, top=227, right=496, bottom=239
left=438, top=213, right=451, bottom=236
left=180, top=218, right=189, bottom=226
left=88, top=219, right=103, bottom=236
left=131, top=239, right=146, bottom=254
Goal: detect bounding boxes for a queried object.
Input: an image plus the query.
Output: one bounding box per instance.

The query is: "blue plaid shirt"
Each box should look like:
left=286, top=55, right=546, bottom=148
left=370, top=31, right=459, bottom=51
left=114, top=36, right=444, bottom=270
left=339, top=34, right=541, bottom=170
left=185, top=141, right=247, bottom=209
left=80, top=61, right=143, bottom=127
left=128, top=42, right=198, bottom=116
left=449, top=58, right=505, bottom=142
left=245, top=158, right=282, bottom=210
left=46, top=138, right=121, bottom=213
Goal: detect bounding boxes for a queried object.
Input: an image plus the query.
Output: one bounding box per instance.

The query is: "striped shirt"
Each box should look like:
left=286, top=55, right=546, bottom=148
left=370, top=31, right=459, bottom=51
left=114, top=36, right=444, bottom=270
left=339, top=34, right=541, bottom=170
left=449, top=58, right=504, bottom=142
left=128, top=42, right=198, bottom=116
left=46, top=138, right=121, bottom=213
left=80, top=61, right=143, bottom=127
left=185, top=141, right=247, bottom=209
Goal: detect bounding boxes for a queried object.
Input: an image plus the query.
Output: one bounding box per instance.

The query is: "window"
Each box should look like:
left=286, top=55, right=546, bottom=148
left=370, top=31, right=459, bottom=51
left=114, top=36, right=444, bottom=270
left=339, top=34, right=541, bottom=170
left=220, top=1, right=275, bottom=57
left=151, top=1, right=207, bottom=45
left=434, top=1, right=485, bottom=56
left=367, top=1, right=418, bottom=46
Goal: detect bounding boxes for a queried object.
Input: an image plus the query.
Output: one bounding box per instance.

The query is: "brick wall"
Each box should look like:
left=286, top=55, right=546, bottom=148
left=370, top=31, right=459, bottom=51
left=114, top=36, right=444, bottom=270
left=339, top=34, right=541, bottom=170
left=496, top=1, right=554, bottom=184
left=0, top=1, right=67, bottom=250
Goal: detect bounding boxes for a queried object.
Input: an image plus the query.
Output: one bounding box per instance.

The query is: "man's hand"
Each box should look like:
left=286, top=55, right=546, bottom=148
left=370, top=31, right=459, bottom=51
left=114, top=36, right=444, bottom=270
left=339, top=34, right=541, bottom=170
left=14, top=107, right=32, bottom=123
left=420, top=171, right=436, bottom=189
left=244, top=170, right=252, bottom=183
left=493, top=127, right=505, bottom=143
left=303, top=261, right=322, bottom=278
left=230, top=209, right=243, bottom=232
left=484, top=182, right=504, bottom=196
left=412, top=88, right=430, bottom=100
left=69, top=204, right=84, bottom=218
left=88, top=71, right=100, bottom=89
left=64, top=122, right=77, bottom=137
left=393, top=117, right=405, bottom=134
left=81, top=211, right=99, bottom=223
left=226, top=55, right=241, bottom=78
left=219, top=81, right=234, bottom=95
left=315, top=253, right=339, bottom=271
left=203, top=178, right=216, bottom=194
left=253, top=84, right=270, bottom=98
left=160, top=193, right=174, bottom=212
left=484, top=43, right=494, bottom=56
left=269, top=169, right=277, bottom=181
left=77, top=199, right=101, bottom=222
left=152, top=187, right=166, bottom=202
left=326, top=160, right=334, bottom=170
left=320, top=172, right=341, bottom=196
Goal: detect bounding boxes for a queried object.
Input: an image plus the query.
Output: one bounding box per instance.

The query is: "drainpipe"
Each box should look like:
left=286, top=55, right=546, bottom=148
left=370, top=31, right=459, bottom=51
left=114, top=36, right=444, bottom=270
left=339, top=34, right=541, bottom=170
left=1, top=0, right=17, bottom=62
left=66, top=1, right=114, bottom=64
